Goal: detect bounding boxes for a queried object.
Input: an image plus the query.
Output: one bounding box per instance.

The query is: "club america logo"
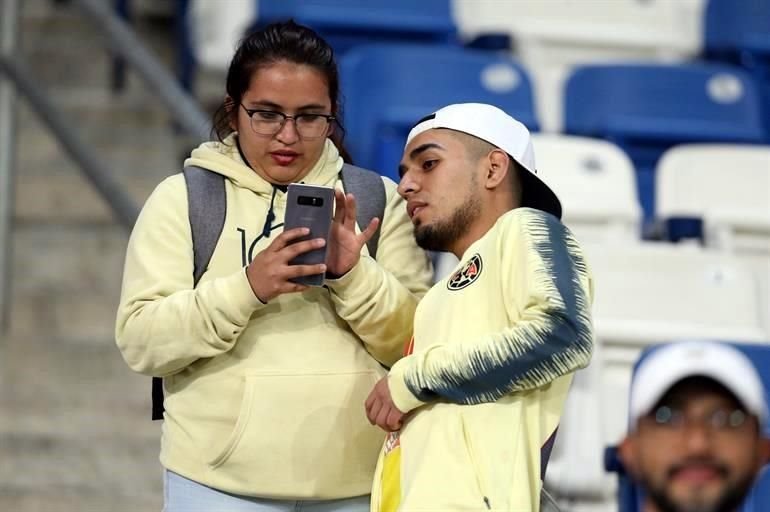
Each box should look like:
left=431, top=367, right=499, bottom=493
left=447, top=254, right=483, bottom=290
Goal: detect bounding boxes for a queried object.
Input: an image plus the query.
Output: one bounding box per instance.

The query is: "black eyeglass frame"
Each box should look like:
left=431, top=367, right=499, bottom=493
left=240, top=104, right=336, bottom=139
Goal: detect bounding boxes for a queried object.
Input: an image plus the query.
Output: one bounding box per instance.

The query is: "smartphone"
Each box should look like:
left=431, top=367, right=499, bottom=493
left=283, top=183, right=335, bottom=286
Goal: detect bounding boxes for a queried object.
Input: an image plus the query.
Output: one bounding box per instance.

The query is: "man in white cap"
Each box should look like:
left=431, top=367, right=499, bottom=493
left=619, top=341, right=770, bottom=512
left=364, top=103, right=594, bottom=511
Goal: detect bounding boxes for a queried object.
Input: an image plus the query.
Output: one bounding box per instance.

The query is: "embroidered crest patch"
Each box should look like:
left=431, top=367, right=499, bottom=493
left=447, top=253, right=483, bottom=290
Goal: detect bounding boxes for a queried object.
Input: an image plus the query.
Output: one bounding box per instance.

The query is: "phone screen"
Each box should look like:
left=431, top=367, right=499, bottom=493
left=283, top=183, right=335, bottom=286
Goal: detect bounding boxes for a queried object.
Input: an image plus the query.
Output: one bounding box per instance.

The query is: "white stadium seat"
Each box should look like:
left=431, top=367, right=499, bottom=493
left=531, top=134, right=642, bottom=243
left=656, top=143, right=770, bottom=255
left=453, top=0, right=704, bottom=131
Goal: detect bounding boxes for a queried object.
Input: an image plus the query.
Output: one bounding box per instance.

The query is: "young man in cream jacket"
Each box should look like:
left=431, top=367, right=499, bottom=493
left=365, top=103, right=595, bottom=511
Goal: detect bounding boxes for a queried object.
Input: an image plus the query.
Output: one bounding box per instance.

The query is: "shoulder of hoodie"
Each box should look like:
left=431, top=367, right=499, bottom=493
left=137, top=172, right=189, bottom=222
left=145, top=172, right=188, bottom=204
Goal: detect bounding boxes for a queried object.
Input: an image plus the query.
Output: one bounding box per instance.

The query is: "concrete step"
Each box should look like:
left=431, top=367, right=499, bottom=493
left=21, top=2, right=177, bottom=92
left=13, top=93, right=195, bottom=223
left=0, top=335, right=162, bottom=510
left=8, top=224, right=128, bottom=341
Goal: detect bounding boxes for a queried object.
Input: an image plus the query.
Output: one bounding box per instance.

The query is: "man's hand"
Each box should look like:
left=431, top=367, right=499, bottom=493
left=365, top=376, right=405, bottom=432
left=325, top=189, right=379, bottom=277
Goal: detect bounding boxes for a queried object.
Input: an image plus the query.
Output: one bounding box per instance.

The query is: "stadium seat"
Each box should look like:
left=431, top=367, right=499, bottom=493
left=607, top=341, right=770, bottom=512
left=181, top=0, right=457, bottom=90
left=704, top=0, right=770, bottom=139
left=340, top=44, right=538, bottom=181
left=656, top=143, right=770, bottom=253
left=531, top=134, right=642, bottom=242
left=656, top=144, right=770, bottom=337
left=453, top=0, right=704, bottom=132
left=253, top=0, right=458, bottom=55
left=563, top=63, right=766, bottom=224
left=545, top=242, right=767, bottom=509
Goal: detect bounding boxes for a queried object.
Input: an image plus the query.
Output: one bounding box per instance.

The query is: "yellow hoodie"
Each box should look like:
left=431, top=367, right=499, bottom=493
left=115, top=135, right=433, bottom=499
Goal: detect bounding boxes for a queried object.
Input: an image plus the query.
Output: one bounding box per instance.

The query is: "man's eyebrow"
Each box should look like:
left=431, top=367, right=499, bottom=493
left=409, top=142, right=445, bottom=160
left=398, top=143, right=446, bottom=178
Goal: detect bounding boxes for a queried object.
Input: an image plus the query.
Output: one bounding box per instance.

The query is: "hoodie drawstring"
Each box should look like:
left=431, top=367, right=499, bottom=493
left=262, top=186, right=280, bottom=238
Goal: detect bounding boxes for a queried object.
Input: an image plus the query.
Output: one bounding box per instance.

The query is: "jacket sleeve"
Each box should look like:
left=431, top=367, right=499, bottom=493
left=325, top=178, right=433, bottom=367
left=114, top=175, right=264, bottom=377
left=387, top=209, right=595, bottom=413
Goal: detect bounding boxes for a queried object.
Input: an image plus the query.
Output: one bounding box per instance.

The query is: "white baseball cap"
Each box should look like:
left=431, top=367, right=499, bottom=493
left=629, top=341, right=768, bottom=430
left=406, top=103, right=562, bottom=219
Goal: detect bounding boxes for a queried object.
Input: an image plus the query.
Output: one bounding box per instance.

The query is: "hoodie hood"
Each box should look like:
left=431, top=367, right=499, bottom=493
left=184, top=133, right=344, bottom=197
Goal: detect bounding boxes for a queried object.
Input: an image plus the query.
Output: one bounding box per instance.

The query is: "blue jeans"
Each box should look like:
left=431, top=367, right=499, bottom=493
left=163, top=471, right=371, bottom=512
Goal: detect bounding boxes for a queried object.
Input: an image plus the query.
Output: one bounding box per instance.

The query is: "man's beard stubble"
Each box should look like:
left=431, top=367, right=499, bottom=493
left=641, top=467, right=757, bottom=512
left=413, top=193, right=482, bottom=253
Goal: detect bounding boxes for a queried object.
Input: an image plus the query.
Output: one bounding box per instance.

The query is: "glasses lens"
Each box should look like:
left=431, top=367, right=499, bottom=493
left=295, top=114, right=330, bottom=139
left=250, top=111, right=284, bottom=136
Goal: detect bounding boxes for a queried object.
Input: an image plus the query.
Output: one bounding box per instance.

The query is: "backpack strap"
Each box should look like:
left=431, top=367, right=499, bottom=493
left=152, top=166, right=227, bottom=420
left=340, top=163, right=386, bottom=259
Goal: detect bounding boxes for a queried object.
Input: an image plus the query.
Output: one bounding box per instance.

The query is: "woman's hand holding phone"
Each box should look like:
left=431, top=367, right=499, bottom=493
left=245, top=227, right=327, bottom=302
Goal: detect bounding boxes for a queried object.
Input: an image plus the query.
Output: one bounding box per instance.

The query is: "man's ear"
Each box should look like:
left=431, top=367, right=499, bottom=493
left=617, top=436, right=639, bottom=478
left=483, top=149, right=510, bottom=190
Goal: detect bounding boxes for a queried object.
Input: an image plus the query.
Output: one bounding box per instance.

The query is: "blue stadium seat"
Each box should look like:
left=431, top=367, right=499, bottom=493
left=563, top=63, right=766, bottom=225
left=254, top=0, right=458, bottom=55
left=704, top=0, right=770, bottom=142
left=705, top=0, right=770, bottom=58
left=340, top=44, right=538, bottom=181
left=606, top=341, right=770, bottom=512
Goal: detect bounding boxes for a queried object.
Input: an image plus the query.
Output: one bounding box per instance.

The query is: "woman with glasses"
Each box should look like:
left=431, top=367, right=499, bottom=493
left=115, top=20, right=432, bottom=512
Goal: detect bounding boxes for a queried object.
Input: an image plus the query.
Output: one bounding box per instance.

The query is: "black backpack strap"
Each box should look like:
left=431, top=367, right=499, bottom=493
left=340, top=163, right=386, bottom=259
left=152, top=166, right=227, bottom=420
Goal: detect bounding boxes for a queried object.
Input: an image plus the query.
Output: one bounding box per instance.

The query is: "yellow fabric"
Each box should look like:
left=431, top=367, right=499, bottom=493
left=379, top=432, right=403, bottom=512
left=115, top=135, right=433, bottom=499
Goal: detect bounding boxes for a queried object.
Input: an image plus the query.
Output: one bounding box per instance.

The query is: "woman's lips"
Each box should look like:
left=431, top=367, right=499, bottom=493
left=270, top=152, right=299, bottom=166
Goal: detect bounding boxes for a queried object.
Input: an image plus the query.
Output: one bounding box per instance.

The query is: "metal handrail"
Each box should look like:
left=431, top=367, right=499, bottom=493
left=0, top=0, right=214, bottom=332
left=0, top=56, right=140, bottom=229
left=0, top=0, right=19, bottom=333
left=74, top=0, right=211, bottom=141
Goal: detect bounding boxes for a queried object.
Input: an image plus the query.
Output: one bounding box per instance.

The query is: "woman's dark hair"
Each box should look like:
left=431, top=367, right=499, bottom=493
left=212, top=20, right=352, bottom=163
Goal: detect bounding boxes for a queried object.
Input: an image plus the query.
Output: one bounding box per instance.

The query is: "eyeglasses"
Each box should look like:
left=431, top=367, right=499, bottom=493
left=240, top=105, right=335, bottom=139
left=643, top=405, right=749, bottom=434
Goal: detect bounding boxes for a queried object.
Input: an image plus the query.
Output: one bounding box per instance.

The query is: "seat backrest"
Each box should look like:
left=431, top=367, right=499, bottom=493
left=704, top=0, right=770, bottom=55
left=585, top=242, right=765, bottom=344
left=340, top=43, right=538, bottom=180
left=563, top=62, right=765, bottom=218
left=656, top=143, right=770, bottom=248
left=531, top=134, right=641, bottom=242
left=256, top=0, right=457, bottom=54
left=454, top=0, right=702, bottom=55
left=616, top=341, right=770, bottom=512
left=585, top=242, right=767, bottom=448
left=454, top=0, right=704, bottom=133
